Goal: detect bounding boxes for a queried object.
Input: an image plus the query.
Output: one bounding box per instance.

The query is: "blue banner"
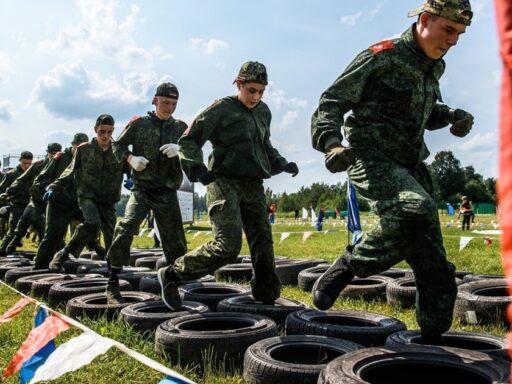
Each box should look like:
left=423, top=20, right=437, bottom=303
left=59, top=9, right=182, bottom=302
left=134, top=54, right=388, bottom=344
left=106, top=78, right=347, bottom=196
left=347, top=180, right=362, bottom=245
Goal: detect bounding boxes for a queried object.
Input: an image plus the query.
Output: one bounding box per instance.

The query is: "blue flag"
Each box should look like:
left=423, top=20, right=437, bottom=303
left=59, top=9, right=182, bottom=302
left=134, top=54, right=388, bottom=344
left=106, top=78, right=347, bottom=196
left=347, top=180, right=362, bottom=245
left=447, top=203, right=455, bottom=216
left=158, top=376, right=192, bottom=384
left=19, top=307, right=56, bottom=384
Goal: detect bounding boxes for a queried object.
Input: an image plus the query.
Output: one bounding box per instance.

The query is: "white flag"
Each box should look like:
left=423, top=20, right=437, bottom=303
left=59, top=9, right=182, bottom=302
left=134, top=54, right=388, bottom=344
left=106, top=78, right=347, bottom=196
left=153, top=219, right=161, bottom=242
left=459, top=236, right=473, bottom=252
left=30, top=332, right=115, bottom=383
left=310, top=209, right=317, bottom=224
left=302, top=231, right=313, bottom=243
left=280, top=232, right=291, bottom=244
left=302, top=207, right=308, bottom=220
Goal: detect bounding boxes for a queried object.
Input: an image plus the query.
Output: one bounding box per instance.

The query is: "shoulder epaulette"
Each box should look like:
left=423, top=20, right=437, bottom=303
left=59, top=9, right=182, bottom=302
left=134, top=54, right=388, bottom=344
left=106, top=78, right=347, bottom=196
left=53, top=151, right=64, bottom=160
left=77, top=142, right=90, bottom=148
left=368, top=40, right=395, bottom=54
left=129, top=115, right=142, bottom=124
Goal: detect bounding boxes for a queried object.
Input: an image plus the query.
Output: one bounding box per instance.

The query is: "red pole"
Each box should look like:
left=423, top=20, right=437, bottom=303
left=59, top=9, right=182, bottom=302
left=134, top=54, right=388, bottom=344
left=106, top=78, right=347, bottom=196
left=495, top=0, right=512, bottom=372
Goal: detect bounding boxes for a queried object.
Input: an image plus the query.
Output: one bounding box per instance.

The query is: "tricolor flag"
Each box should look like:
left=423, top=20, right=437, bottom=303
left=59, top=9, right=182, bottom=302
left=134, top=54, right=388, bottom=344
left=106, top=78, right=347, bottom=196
left=347, top=180, right=362, bottom=245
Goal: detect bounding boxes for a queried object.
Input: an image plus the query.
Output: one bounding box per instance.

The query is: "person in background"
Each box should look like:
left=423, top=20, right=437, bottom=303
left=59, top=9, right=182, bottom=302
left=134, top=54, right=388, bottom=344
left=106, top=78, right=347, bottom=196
left=458, top=195, right=474, bottom=230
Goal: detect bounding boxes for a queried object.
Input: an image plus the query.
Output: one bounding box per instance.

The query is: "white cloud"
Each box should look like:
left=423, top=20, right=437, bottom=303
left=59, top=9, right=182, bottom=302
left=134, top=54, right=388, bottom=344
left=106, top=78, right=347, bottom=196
left=452, top=132, right=497, bottom=152
left=0, top=52, right=13, bottom=84
left=31, top=62, right=158, bottom=120
left=189, top=38, right=229, bottom=54
left=0, top=101, right=13, bottom=121
left=340, top=11, right=363, bottom=27
left=37, top=0, right=164, bottom=70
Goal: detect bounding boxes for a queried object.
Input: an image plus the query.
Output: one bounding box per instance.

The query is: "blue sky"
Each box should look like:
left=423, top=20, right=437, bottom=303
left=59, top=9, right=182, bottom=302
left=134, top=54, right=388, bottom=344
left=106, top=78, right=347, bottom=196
left=0, top=0, right=498, bottom=195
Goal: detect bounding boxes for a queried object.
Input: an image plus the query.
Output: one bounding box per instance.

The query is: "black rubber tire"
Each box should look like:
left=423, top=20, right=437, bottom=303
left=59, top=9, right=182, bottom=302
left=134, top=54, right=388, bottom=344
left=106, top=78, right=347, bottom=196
left=14, top=273, right=68, bottom=294
left=179, top=282, right=251, bottom=310
left=385, top=329, right=508, bottom=359
left=317, top=345, right=510, bottom=384
left=155, top=312, right=278, bottom=367
left=243, top=335, right=363, bottom=384
left=139, top=274, right=216, bottom=295
left=0, top=260, right=33, bottom=279
left=214, top=263, right=253, bottom=282
left=117, top=271, right=156, bottom=290
left=241, top=255, right=288, bottom=263
left=340, top=275, right=393, bottom=301
left=134, top=256, right=161, bottom=270
left=66, top=291, right=159, bottom=320
left=129, top=251, right=156, bottom=266
left=0, top=257, right=28, bottom=264
left=463, top=274, right=505, bottom=283
left=276, top=259, right=327, bottom=285
left=377, top=268, right=409, bottom=279
left=121, top=300, right=209, bottom=332
left=30, top=274, right=83, bottom=299
left=4, top=266, right=51, bottom=285
left=285, top=309, right=406, bottom=347
left=48, top=278, right=132, bottom=307
left=87, top=266, right=152, bottom=278
left=454, top=278, right=511, bottom=326
left=386, top=277, right=416, bottom=308
left=217, top=295, right=308, bottom=326
left=74, top=260, right=108, bottom=274
left=155, top=256, right=168, bottom=270
left=297, top=264, right=330, bottom=292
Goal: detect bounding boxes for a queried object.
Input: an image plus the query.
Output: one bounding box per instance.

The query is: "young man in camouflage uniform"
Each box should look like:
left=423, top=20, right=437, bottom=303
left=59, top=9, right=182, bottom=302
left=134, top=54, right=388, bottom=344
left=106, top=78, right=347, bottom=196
left=4, top=143, right=62, bottom=255
left=310, top=0, right=473, bottom=343
left=157, top=62, right=299, bottom=309
left=0, top=151, right=34, bottom=256
left=32, top=133, right=89, bottom=269
left=105, top=83, right=188, bottom=304
left=49, top=115, right=125, bottom=272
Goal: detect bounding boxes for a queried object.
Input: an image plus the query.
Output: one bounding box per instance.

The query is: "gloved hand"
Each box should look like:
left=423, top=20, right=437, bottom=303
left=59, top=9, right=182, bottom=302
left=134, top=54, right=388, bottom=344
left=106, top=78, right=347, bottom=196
left=42, top=190, right=53, bottom=202
left=325, top=146, right=356, bottom=173
left=159, top=143, right=179, bottom=158
left=0, top=206, right=9, bottom=215
left=195, top=167, right=216, bottom=186
left=447, top=109, right=474, bottom=138
left=123, top=178, right=134, bottom=190
left=284, top=162, right=299, bottom=177
left=128, top=155, right=149, bottom=172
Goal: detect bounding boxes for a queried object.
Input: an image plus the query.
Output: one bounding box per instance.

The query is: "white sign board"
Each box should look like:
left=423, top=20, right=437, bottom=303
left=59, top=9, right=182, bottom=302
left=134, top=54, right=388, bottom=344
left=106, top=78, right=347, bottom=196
left=178, top=174, right=194, bottom=224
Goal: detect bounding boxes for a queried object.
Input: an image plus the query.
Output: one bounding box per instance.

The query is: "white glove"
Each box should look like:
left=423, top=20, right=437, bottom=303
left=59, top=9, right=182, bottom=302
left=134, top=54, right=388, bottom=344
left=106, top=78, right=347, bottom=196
left=128, top=155, right=149, bottom=172
left=0, top=206, right=9, bottom=215
left=159, top=143, right=179, bottom=158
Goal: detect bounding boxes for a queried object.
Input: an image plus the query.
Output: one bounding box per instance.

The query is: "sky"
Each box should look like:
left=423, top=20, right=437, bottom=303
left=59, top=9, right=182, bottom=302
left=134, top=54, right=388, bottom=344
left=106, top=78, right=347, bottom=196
left=0, top=0, right=499, bottom=196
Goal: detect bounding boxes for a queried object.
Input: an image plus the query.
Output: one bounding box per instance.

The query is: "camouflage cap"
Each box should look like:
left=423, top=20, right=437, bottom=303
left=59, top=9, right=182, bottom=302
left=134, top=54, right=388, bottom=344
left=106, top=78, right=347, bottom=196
left=235, top=61, right=268, bottom=85
left=46, top=142, right=62, bottom=153
left=155, top=82, right=179, bottom=99
left=71, top=132, right=89, bottom=145
left=95, top=113, right=115, bottom=127
left=408, top=0, right=473, bottom=26
left=19, top=151, right=33, bottom=161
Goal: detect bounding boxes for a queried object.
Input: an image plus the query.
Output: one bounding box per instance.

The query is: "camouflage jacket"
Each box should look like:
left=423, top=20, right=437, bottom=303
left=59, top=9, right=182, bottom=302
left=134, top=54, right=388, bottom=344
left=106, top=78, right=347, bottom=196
left=55, top=138, right=126, bottom=205
left=6, top=159, right=47, bottom=206
left=0, top=165, right=24, bottom=204
left=113, top=111, right=187, bottom=191
left=31, top=147, right=74, bottom=205
left=311, top=24, right=452, bottom=167
left=179, top=96, right=288, bottom=180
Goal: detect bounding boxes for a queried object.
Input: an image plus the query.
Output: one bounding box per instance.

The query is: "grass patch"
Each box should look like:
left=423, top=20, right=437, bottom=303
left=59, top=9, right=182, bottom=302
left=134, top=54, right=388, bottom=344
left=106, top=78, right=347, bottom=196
left=0, top=213, right=506, bottom=383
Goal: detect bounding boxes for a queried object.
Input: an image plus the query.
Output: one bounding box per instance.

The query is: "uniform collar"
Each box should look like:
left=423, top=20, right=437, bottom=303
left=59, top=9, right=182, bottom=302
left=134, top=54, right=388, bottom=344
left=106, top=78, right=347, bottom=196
left=402, top=23, right=445, bottom=76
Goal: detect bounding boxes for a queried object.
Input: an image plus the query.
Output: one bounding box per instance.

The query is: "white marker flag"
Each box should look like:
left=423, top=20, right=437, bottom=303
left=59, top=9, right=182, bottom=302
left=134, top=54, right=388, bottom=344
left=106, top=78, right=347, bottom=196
left=280, top=232, right=291, bottom=244
left=459, top=236, right=473, bottom=252
left=302, top=232, right=313, bottom=243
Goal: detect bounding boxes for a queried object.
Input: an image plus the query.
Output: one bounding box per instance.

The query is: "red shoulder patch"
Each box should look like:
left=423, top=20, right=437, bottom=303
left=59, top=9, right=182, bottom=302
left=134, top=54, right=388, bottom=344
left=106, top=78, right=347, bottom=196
left=53, top=151, right=64, bottom=160
left=368, top=40, right=395, bottom=54
left=34, top=159, right=43, bottom=164
left=129, top=115, right=142, bottom=124
left=77, top=142, right=90, bottom=148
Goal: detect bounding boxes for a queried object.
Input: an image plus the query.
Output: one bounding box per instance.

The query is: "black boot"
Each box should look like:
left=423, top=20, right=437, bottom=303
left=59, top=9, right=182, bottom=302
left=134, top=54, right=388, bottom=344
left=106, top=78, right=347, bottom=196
left=157, top=267, right=182, bottom=310
left=312, top=246, right=355, bottom=310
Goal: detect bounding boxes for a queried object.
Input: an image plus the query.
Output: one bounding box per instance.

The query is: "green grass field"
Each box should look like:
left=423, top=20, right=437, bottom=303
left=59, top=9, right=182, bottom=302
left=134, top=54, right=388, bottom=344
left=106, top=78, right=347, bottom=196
left=0, top=213, right=505, bottom=383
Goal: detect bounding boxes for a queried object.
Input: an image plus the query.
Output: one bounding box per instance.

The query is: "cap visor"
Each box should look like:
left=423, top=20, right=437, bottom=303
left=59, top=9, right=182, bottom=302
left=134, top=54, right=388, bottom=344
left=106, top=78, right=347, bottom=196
left=407, top=8, right=422, bottom=17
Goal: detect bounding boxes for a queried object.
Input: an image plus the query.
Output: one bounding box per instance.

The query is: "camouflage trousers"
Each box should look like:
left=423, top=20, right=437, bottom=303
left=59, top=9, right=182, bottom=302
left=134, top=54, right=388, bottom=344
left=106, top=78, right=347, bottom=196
left=33, top=201, right=82, bottom=269
left=65, top=197, right=115, bottom=257
left=0, top=204, right=26, bottom=254
left=173, top=176, right=281, bottom=303
left=5, top=203, right=45, bottom=254
left=347, top=148, right=457, bottom=336
left=107, top=187, right=186, bottom=268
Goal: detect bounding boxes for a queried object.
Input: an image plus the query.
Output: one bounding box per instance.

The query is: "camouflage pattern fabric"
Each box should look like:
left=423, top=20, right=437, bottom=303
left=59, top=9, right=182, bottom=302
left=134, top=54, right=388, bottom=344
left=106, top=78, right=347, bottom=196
left=178, top=96, right=288, bottom=181
left=107, top=188, right=186, bottom=267
left=311, top=24, right=458, bottom=336
left=65, top=197, right=116, bottom=257
left=113, top=112, right=187, bottom=190
left=0, top=166, right=24, bottom=198
left=5, top=203, right=45, bottom=255
left=0, top=204, right=25, bottom=254
left=408, top=0, right=473, bottom=26
left=56, top=138, right=125, bottom=205
left=235, top=61, right=268, bottom=84
left=173, top=177, right=281, bottom=304
left=6, top=159, right=48, bottom=206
